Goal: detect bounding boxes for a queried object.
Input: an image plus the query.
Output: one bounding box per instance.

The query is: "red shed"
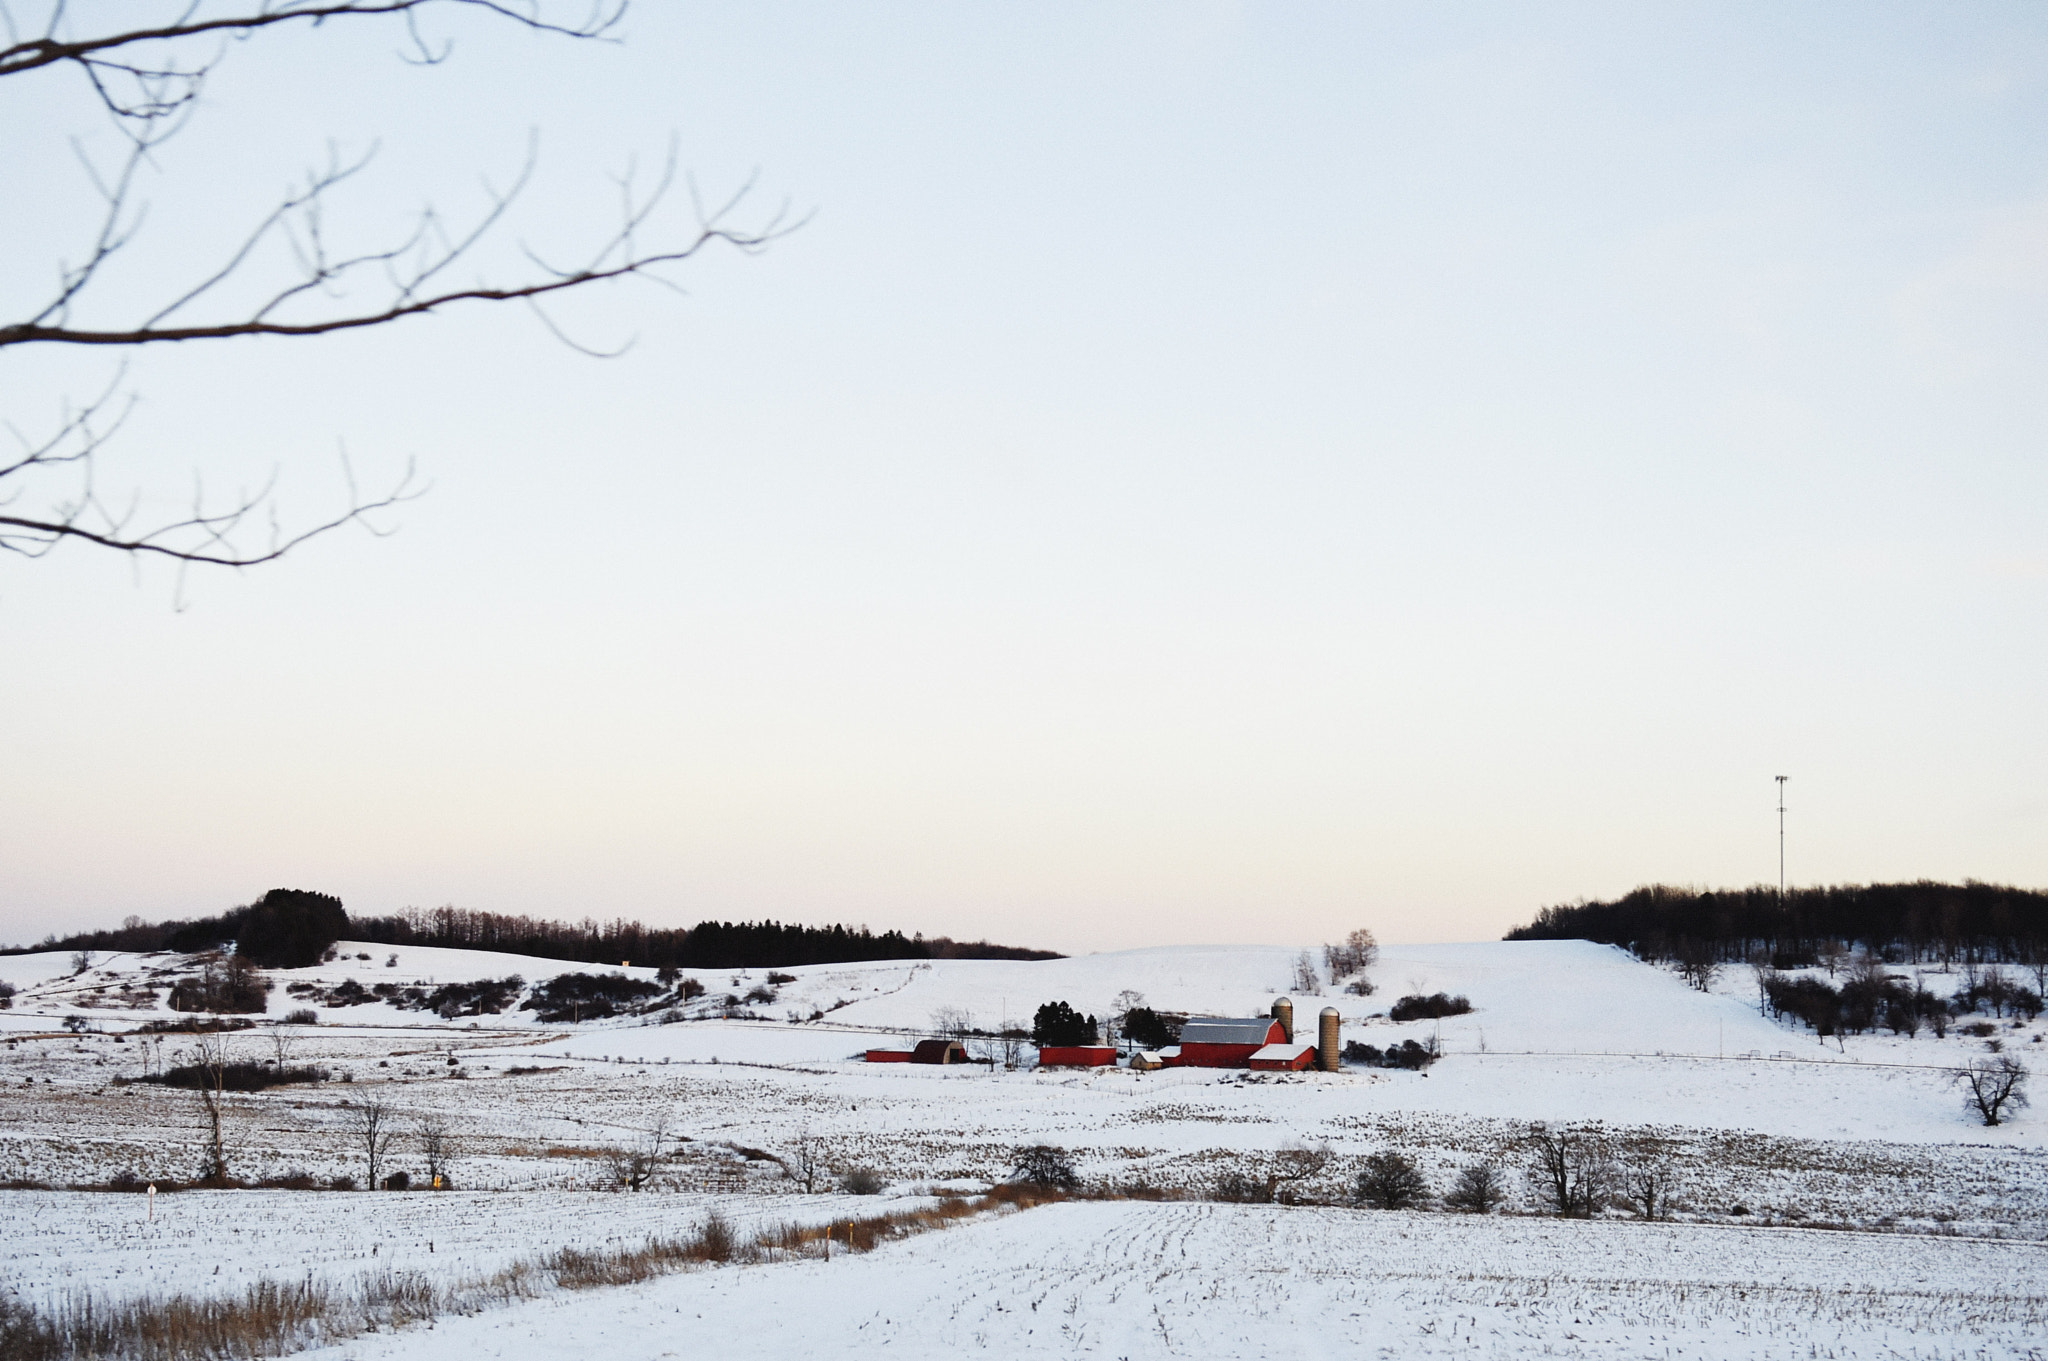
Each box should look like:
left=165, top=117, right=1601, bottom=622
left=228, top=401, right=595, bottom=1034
left=1174, top=1017, right=1287, bottom=1068
left=911, top=1039, right=968, bottom=1064
left=1247, top=1041, right=1317, bottom=1071
left=864, top=1048, right=914, bottom=1063
left=1037, top=1045, right=1117, bottom=1068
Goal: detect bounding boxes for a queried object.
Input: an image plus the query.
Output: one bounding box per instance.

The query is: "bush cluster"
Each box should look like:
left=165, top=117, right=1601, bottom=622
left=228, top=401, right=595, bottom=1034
left=1764, top=967, right=2041, bottom=1038
left=521, top=972, right=663, bottom=1023
left=285, top=975, right=526, bottom=1016
left=167, top=956, right=271, bottom=1014
left=1341, top=1038, right=1437, bottom=1069
left=1387, top=992, right=1472, bottom=1023
left=123, top=1061, right=326, bottom=1092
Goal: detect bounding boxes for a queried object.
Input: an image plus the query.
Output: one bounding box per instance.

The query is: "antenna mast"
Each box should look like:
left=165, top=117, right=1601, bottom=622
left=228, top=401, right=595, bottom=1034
left=1775, top=775, right=1789, bottom=903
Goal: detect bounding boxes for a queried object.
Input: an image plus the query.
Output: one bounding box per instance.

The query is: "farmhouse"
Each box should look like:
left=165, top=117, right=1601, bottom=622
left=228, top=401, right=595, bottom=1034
left=1173, top=1016, right=1288, bottom=1067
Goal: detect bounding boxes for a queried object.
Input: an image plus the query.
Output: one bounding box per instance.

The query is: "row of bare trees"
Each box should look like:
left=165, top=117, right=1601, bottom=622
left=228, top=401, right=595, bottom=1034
left=178, top=1036, right=455, bottom=1187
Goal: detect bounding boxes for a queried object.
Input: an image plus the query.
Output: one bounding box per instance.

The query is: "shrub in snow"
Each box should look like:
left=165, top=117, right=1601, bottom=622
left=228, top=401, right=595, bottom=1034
left=1211, top=1169, right=1268, bottom=1204
left=1443, top=1161, right=1506, bottom=1213
left=697, top=1211, right=736, bottom=1262
left=839, top=1166, right=884, bottom=1195
left=1387, top=992, right=1472, bottom=1023
left=1354, top=1152, right=1430, bottom=1210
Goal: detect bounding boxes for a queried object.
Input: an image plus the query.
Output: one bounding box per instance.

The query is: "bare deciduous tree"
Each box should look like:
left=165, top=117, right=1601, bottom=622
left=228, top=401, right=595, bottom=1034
left=414, top=1112, right=453, bottom=1189
left=188, top=1032, right=233, bottom=1183
left=268, top=1023, right=297, bottom=1069
left=786, top=1123, right=824, bottom=1195
left=1620, top=1161, right=1675, bottom=1220
left=929, top=1006, right=975, bottom=1040
left=1268, top=1141, right=1332, bottom=1204
left=1106, top=989, right=1145, bottom=1047
left=1954, top=1056, right=2029, bottom=1127
left=1818, top=940, right=1850, bottom=978
left=607, top=1112, right=671, bottom=1190
left=1323, top=928, right=1379, bottom=989
left=1673, top=938, right=1720, bottom=992
left=347, top=1096, right=398, bottom=1190
left=1750, top=951, right=1778, bottom=1017
left=1290, top=950, right=1323, bottom=996
left=1525, top=1124, right=1613, bottom=1219
left=3, top=1, right=788, bottom=575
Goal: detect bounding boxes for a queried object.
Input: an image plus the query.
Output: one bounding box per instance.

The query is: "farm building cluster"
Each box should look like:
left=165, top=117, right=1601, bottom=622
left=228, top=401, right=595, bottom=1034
left=866, top=997, right=1345, bottom=1072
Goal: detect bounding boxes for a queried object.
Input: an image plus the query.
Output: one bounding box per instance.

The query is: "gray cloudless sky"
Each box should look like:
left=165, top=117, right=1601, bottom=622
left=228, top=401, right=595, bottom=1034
left=3, top=3, right=2045, bottom=952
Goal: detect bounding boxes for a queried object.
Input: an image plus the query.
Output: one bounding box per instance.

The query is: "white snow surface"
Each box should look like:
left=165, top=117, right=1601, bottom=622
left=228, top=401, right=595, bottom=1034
left=4, top=938, right=2045, bottom=1358
left=0, top=1188, right=873, bottom=1308
left=284, top=1200, right=2047, bottom=1361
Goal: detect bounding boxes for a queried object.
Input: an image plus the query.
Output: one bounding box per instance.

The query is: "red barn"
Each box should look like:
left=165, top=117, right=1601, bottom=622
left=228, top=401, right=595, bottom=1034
left=867, top=1039, right=967, bottom=1064
left=1248, top=1041, right=1317, bottom=1071
left=1037, top=1045, right=1116, bottom=1068
left=1173, top=1017, right=1288, bottom=1068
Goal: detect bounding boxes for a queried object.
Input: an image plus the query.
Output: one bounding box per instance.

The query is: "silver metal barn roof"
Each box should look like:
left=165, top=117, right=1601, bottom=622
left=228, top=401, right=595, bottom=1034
left=1178, top=1017, right=1281, bottom=1045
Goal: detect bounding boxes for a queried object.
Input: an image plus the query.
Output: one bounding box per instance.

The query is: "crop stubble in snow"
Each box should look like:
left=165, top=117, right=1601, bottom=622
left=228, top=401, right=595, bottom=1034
left=270, top=1201, right=2048, bottom=1361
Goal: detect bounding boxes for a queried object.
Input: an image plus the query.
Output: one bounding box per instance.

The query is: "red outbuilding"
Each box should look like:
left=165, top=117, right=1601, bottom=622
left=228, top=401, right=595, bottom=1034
left=864, top=1039, right=968, bottom=1064
left=1172, top=1017, right=1288, bottom=1068
left=1037, top=1045, right=1117, bottom=1068
left=1247, top=1041, right=1318, bottom=1071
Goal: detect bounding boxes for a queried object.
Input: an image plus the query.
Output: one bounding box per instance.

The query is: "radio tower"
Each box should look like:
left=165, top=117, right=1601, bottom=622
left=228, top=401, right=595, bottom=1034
left=1775, top=775, right=1789, bottom=904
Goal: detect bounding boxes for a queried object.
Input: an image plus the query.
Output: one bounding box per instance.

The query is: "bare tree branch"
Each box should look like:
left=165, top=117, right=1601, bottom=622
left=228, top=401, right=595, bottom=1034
left=3, top=1, right=789, bottom=574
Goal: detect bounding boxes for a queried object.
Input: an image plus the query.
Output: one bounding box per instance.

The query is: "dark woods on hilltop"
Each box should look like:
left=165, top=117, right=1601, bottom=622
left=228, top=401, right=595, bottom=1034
left=1508, top=880, right=2048, bottom=967
left=4, top=893, right=1060, bottom=971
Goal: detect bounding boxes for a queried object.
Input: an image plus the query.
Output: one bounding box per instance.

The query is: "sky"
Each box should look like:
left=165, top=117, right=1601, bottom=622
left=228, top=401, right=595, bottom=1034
left=3, top=3, right=2045, bottom=954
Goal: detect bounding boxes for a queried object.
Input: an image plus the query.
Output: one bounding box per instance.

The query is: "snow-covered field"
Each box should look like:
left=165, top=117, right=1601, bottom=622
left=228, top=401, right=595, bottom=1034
left=2, top=938, right=2043, bottom=1358
left=272, top=1200, right=2046, bottom=1361
left=0, top=1188, right=873, bottom=1308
